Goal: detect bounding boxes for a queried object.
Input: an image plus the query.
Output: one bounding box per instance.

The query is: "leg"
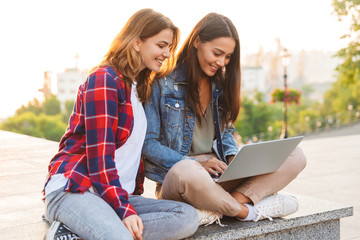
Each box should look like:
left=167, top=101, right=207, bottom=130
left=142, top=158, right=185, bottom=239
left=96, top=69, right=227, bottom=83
left=233, top=147, right=307, bottom=204
left=129, top=195, right=198, bottom=240
left=45, top=188, right=132, bottom=240
left=219, top=179, right=252, bottom=219
left=159, top=159, right=241, bottom=217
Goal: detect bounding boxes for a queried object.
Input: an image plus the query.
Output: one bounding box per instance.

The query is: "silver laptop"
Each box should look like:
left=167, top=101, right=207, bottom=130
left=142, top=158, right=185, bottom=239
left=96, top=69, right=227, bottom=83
left=214, top=136, right=304, bottom=183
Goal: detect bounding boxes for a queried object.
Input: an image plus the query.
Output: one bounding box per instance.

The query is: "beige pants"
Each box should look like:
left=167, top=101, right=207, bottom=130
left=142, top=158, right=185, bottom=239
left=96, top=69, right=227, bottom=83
left=156, top=147, right=307, bottom=217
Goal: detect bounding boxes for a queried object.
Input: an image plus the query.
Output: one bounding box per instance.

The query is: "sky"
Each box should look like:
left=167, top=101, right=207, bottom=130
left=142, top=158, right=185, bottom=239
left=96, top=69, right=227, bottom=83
left=0, top=0, right=351, bottom=119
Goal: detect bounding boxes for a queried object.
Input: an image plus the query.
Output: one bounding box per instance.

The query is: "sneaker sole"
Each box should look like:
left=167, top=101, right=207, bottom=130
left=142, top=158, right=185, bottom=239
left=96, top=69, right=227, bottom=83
left=45, top=221, right=61, bottom=240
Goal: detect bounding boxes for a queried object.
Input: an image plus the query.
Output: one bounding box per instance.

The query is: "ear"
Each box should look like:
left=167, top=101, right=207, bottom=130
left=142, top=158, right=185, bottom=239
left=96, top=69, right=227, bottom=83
left=133, top=37, right=141, bottom=52
left=193, top=36, right=200, bottom=49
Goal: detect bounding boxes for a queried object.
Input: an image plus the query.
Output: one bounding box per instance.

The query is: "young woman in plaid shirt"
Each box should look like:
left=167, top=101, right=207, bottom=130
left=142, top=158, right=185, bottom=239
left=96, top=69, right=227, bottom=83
left=43, top=9, right=198, bottom=240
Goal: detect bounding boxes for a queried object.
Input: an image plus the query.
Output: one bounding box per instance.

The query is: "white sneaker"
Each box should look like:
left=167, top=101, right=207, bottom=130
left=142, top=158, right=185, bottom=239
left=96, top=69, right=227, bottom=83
left=254, top=194, right=299, bottom=222
left=196, top=209, right=224, bottom=226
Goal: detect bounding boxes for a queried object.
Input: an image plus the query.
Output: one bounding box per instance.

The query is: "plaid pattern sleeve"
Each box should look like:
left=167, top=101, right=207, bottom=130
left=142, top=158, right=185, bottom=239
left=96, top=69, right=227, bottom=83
left=83, top=67, right=137, bottom=219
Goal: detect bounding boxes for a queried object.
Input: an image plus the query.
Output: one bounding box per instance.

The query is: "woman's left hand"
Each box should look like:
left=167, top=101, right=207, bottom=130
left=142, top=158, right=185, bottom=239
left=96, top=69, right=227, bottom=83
left=122, top=215, right=143, bottom=240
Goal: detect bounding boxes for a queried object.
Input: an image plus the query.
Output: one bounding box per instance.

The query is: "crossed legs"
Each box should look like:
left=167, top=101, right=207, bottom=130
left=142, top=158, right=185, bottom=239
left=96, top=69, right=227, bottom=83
left=157, top=147, right=307, bottom=219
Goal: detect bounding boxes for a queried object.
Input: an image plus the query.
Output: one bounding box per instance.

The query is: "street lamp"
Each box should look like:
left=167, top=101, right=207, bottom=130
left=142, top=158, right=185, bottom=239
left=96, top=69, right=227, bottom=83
left=280, top=48, right=291, bottom=139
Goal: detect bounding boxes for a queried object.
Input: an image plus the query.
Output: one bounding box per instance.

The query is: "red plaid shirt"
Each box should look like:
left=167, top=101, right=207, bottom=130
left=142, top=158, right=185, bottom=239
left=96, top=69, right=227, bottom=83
left=44, top=66, right=144, bottom=220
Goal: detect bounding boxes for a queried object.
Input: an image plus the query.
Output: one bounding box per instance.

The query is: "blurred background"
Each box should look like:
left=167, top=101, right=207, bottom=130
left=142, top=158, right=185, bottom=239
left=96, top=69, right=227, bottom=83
left=0, top=0, right=359, bottom=143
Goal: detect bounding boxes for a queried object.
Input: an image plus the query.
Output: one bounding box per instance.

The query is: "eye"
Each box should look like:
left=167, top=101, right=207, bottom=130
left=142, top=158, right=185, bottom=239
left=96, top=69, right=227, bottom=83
left=214, top=52, right=221, bottom=57
left=158, top=44, right=165, bottom=49
left=226, top=55, right=232, bottom=59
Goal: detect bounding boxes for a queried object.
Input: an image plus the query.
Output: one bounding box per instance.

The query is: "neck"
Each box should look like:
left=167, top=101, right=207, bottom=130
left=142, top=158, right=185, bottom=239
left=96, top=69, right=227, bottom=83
left=199, top=76, right=210, bottom=85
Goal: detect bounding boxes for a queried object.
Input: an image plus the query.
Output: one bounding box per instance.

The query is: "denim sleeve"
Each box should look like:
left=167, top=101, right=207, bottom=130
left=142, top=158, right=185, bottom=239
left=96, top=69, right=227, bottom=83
left=142, top=80, right=186, bottom=171
left=222, top=125, right=239, bottom=158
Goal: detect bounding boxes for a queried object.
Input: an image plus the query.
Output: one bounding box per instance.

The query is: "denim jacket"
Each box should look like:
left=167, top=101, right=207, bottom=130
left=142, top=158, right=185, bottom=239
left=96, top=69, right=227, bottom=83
left=142, top=64, right=239, bottom=183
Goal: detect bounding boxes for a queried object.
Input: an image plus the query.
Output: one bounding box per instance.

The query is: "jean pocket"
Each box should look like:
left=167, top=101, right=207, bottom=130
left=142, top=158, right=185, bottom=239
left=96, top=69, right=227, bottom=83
left=163, top=96, right=184, bottom=128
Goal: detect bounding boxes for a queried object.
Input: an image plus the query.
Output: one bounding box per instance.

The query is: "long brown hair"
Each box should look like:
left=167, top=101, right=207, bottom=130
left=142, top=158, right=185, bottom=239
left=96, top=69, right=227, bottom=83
left=177, top=13, right=241, bottom=125
left=93, top=8, right=179, bottom=102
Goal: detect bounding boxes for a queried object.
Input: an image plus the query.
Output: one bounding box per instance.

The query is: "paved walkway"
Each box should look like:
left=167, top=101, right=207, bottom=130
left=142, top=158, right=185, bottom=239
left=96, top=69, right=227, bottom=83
left=0, top=124, right=359, bottom=239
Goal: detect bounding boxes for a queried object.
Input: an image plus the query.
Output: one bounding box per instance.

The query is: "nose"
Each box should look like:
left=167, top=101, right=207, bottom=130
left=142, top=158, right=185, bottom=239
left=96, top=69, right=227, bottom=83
left=215, top=57, right=225, bottom=67
left=163, top=48, right=170, bottom=58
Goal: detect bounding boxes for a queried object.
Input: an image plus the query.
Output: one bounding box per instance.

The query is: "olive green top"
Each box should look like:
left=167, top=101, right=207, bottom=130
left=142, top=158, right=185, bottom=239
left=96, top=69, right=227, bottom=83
left=190, top=103, right=215, bottom=155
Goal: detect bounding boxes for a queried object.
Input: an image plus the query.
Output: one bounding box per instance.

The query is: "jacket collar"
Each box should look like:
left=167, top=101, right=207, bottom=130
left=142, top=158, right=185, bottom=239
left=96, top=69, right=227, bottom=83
left=167, top=62, right=187, bottom=84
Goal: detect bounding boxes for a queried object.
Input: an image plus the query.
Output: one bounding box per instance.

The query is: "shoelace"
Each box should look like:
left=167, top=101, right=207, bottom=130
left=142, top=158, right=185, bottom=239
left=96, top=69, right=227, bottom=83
left=254, top=197, right=284, bottom=222
left=198, top=211, right=226, bottom=227
left=254, top=208, right=273, bottom=222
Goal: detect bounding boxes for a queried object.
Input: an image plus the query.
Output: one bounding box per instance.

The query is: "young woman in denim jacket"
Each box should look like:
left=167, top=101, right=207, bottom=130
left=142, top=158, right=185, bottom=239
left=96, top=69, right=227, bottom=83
left=142, top=13, right=307, bottom=224
left=43, top=9, right=198, bottom=240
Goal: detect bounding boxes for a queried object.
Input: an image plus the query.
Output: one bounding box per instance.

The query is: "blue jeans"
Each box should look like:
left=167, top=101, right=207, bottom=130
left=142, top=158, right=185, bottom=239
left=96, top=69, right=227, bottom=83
left=45, top=188, right=198, bottom=240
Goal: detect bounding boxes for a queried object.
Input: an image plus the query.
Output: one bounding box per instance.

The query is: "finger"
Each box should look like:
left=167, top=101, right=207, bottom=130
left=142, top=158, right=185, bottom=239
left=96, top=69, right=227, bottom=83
left=132, top=224, right=142, bottom=240
left=138, top=217, right=144, bottom=235
left=220, top=162, right=228, bottom=171
left=207, top=168, right=218, bottom=176
left=211, top=158, right=228, bottom=171
left=209, top=162, right=225, bottom=173
left=214, top=165, right=225, bottom=174
left=123, top=220, right=135, bottom=239
left=124, top=223, right=136, bottom=240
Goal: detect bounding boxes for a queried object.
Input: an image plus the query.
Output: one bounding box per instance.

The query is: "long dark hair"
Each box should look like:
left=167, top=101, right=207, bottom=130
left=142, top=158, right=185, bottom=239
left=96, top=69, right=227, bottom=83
left=177, top=13, right=241, bottom=125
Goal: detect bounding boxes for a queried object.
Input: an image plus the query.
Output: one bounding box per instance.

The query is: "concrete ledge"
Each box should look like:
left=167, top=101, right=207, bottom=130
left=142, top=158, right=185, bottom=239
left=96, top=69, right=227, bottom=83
left=188, top=194, right=353, bottom=240
left=0, top=131, right=356, bottom=239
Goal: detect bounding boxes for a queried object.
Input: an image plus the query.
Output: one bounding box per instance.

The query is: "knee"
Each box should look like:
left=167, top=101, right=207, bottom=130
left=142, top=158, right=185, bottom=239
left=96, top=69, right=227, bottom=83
left=289, top=147, right=307, bottom=174
left=169, top=159, right=205, bottom=184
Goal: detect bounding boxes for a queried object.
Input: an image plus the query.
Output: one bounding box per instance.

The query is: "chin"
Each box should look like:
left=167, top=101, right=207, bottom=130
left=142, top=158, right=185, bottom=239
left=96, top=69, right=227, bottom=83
left=207, top=71, right=216, bottom=77
left=148, top=66, right=161, bottom=72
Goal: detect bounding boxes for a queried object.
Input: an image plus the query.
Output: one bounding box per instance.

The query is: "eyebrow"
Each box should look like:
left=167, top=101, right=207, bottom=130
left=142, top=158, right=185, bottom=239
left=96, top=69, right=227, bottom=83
left=159, top=40, right=170, bottom=45
left=214, top=47, right=232, bottom=55
left=214, top=48, right=225, bottom=54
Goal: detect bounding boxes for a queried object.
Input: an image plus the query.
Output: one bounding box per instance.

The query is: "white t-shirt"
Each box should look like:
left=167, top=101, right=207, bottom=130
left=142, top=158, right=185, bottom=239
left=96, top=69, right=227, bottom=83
left=113, top=83, right=146, bottom=194
left=45, top=83, right=146, bottom=196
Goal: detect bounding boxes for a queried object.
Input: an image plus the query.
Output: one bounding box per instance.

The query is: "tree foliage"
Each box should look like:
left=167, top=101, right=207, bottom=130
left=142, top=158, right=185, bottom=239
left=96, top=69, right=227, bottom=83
left=63, top=99, right=75, bottom=123
left=15, top=98, right=43, bottom=116
left=333, top=0, right=360, bottom=32
left=0, top=112, right=67, bottom=141
left=1, top=95, right=67, bottom=141
left=43, top=94, right=61, bottom=115
left=15, top=94, right=61, bottom=116
left=327, top=0, right=360, bottom=112
left=234, top=92, right=280, bottom=142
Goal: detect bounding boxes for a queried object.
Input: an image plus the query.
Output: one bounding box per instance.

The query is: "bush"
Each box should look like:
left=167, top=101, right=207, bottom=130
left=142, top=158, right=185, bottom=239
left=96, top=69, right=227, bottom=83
left=0, top=112, right=67, bottom=141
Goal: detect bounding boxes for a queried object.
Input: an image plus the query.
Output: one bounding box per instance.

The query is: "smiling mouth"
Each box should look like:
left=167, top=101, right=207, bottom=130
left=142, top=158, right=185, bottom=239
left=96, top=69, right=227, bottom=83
left=210, top=65, right=218, bottom=71
left=156, top=59, right=164, bottom=65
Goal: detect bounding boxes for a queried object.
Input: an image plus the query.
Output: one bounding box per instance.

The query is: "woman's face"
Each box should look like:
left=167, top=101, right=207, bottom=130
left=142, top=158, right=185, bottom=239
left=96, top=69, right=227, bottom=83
left=137, top=28, right=173, bottom=72
left=194, top=36, right=236, bottom=77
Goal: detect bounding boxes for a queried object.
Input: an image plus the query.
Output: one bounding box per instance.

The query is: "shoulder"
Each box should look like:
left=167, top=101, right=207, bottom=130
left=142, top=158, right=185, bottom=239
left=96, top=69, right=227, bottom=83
left=86, top=66, right=128, bottom=92
left=155, top=63, right=187, bottom=87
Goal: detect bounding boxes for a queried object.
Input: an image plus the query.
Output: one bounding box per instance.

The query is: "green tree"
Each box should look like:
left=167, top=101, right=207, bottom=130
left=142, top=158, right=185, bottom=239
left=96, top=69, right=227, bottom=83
left=0, top=112, right=67, bottom=141
left=38, top=114, right=67, bottom=141
left=63, top=99, right=75, bottom=123
left=43, top=94, right=61, bottom=116
left=15, top=98, right=43, bottom=116
left=234, top=92, right=279, bottom=142
left=329, top=0, right=360, bottom=112
left=1, top=112, right=43, bottom=138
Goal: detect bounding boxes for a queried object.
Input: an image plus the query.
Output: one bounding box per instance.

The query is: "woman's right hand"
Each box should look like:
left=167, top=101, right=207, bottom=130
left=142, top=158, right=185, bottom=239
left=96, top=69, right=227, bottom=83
left=122, top=214, right=143, bottom=240
left=197, top=157, right=228, bottom=177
